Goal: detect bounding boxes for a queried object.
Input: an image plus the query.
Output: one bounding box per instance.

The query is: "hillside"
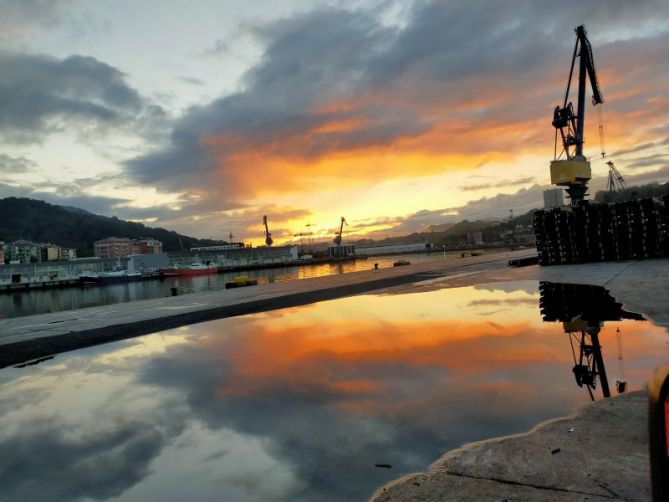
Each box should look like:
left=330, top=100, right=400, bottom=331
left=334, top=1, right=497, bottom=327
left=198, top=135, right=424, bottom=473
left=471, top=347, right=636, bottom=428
left=0, top=197, right=222, bottom=256
left=594, top=181, right=669, bottom=204
left=351, top=210, right=537, bottom=249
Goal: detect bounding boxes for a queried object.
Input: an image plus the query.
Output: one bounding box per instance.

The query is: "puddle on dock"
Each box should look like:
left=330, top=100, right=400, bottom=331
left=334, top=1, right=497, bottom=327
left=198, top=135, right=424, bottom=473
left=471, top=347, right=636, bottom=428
left=0, top=281, right=666, bottom=501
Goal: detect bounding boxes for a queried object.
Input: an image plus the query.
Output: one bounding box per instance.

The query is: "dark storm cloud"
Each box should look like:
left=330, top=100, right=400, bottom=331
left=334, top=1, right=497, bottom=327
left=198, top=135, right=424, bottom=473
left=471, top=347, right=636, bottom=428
left=126, top=7, right=416, bottom=194
left=0, top=51, right=165, bottom=143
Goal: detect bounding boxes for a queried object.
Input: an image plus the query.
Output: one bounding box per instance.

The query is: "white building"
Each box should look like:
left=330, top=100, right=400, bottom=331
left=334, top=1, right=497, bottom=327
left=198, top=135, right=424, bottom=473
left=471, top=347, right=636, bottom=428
left=356, top=242, right=433, bottom=256
left=543, top=189, right=565, bottom=209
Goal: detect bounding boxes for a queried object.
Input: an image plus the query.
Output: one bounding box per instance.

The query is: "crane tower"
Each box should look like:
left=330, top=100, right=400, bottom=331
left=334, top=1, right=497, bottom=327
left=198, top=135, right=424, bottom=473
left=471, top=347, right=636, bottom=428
left=551, top=25, right=603, bottom=206
left=262, top=215, right=273, bottom=246
left=333, top=217, right=347, bottom=247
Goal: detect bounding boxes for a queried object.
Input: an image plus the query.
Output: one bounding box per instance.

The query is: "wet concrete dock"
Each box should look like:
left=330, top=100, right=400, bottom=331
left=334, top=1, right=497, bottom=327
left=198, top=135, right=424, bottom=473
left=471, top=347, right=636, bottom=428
left=371, top=257, right=669, bottom=502
left=0, top=249, right=534, bottom=368
left=372, top=390, right=650, bottom=502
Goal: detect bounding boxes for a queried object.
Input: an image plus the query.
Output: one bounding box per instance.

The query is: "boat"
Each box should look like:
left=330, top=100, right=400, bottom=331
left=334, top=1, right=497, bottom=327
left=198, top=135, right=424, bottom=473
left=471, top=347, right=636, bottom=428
left=141, top=268, right=163, bottom=280
left=225, top=276, right=258, bottom=289
left=80, top=269, right=142, bottom=284
left=161, top=261, right=219, bottom=277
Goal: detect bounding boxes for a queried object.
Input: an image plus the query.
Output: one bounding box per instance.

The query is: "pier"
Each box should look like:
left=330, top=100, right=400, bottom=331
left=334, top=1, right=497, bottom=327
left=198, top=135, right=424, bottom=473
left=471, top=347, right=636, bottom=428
left=0, top=249, right=533, bottom=368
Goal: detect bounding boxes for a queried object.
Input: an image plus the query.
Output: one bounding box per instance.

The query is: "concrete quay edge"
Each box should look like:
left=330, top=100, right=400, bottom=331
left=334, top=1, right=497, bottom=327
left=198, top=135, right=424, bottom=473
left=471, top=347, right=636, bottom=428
left=371, top=390, right=650, bottom=502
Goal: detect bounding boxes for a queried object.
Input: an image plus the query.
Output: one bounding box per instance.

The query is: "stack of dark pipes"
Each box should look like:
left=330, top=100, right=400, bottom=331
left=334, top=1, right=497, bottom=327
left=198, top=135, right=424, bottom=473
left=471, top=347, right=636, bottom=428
left=534, top=198, right=668, bottom=266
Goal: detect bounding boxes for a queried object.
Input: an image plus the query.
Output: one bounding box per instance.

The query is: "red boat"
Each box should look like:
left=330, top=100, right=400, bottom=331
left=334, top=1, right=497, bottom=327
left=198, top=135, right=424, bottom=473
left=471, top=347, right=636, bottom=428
left=161, top=262, right=219, bottom=277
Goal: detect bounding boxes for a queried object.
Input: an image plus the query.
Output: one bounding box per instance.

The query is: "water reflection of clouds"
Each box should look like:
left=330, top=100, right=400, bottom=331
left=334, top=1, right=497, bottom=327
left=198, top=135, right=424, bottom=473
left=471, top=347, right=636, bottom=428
left=474, top=280, right=539, bottom=296
left=0, top=284, right=666, bottom=501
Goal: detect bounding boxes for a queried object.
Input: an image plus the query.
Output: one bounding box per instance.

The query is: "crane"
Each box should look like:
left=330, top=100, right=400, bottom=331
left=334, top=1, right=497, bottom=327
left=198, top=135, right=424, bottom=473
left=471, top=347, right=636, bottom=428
left=333, top=217, right=347, bottom=246
left=551, top=25, right=603, bottom=206
left=606, top=161, right=628, bottom=193
left=262, top=215, right=273, bottom=246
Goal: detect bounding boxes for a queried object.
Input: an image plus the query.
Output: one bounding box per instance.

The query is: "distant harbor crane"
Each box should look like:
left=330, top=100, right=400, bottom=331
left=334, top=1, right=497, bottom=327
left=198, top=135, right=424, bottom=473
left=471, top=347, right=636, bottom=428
left=305, top=223, right=314, bottom=249
left=263, top=215, right=273, bottom=246
left=333, top=217, right=347, bottom=247
left=550, top=25, right=604, bottom=206
left=606, top=161, right=628, bottom=193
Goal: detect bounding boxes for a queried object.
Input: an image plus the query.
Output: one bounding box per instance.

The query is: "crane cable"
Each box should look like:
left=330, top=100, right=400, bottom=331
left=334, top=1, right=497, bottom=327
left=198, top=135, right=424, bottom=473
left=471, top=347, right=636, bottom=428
left=597, top=104, right=606, bottom=158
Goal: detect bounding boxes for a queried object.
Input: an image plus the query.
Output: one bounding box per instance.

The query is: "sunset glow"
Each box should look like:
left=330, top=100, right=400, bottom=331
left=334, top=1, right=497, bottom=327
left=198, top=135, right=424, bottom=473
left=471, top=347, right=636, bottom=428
left=1, top=1, right=668, bottom=243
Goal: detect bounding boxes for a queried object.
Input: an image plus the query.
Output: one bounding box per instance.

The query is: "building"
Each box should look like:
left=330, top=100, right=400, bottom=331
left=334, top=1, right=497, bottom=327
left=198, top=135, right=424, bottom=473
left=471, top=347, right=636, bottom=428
left=169, top=245, right=298, bottom=268
left=137, top=238, right=163, bottom=254
left=127, top=252, right=169, bottom=272
left=190, top=243, right=245, bottom=252
left=4, top=240, right=42, bottom=263
left=94, top=237, right=163, bottom=258
left=3, top=240, right=77, bottom=263
left=543, top=188, right=565, bottom=209
left=42, top=245, right=61, bottom=262
left=94, top=237, right=137, bottom=259
left=328, top=244, right=356, bottom=258
left=58, top=247, right=77, bottom=261
left=355, top=242, right=432, bottom=256
left=0, top=242, right=4, bottom=265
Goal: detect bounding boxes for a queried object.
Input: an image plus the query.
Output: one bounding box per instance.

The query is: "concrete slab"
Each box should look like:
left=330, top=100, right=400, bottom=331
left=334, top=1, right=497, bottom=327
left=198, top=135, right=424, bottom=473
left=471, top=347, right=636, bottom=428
left=372, top=391, right=649, bottom=502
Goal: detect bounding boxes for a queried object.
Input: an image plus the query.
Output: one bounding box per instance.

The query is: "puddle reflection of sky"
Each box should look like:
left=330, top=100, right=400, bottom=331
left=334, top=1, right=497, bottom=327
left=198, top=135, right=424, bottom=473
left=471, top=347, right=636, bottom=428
left=0, top=281, right=666, bottom=501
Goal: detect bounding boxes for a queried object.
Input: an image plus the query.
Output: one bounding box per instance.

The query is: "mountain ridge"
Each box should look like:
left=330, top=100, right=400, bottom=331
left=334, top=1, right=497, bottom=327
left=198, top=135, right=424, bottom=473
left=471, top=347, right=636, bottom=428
left=0, top=197, right=223, bottom=256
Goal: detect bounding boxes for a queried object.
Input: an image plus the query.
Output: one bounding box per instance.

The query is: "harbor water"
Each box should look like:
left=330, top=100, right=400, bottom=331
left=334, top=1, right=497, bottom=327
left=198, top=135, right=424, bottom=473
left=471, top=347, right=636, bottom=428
left=0, top=280, right=666, bottom=500
left=0, top=252, right=468, bottom=319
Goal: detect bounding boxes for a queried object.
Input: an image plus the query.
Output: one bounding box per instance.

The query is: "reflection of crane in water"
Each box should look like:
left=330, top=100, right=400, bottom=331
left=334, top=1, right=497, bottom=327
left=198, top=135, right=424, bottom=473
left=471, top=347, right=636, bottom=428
left=262, top=215, right=273, bottom=246
left=540, top=282, right=644, bottom=400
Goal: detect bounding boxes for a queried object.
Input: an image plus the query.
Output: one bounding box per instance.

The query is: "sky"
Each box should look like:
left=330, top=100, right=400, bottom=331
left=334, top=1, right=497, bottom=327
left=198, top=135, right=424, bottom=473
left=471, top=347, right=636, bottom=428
left=1, top=0, right=668, bottom=245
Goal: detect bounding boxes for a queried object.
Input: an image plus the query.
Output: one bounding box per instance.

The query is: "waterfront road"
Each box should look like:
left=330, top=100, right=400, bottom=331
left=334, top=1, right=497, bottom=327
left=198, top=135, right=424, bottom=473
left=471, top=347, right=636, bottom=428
left=0, top=249, right=535, bottom=368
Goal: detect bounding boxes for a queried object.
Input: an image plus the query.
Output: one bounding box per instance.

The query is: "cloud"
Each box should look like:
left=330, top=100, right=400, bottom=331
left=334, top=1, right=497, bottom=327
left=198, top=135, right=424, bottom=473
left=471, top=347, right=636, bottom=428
left=0, top=51, right=166, bottom=143
left=0, top=154, right=35, bottom=174
left=459, top=176, right=536, bottom=192
left=623, top=165, right=669, bottom=184
left=0, top=418, right=184, bottom=501
left=0, top=0, right=74, bottom=47
left=626, top=153, right=669, bottom=169
left=123, top=0, right=669, bottom=222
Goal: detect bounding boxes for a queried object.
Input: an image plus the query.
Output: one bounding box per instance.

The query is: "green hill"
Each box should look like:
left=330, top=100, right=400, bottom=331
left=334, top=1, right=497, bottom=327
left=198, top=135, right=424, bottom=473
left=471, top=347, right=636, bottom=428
left=0, top=197, right=223, bottom=256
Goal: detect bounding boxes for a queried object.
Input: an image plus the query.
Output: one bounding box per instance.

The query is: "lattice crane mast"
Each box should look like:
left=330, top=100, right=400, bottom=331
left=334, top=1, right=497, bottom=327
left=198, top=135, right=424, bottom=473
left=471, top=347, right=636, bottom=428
left=263, top=215, right=273, bottom=246
left=333, top=217, right=347, bottom=247
left=606, top=161, right=628, bottom=193
left=551, top=25, right=603, bottom=206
